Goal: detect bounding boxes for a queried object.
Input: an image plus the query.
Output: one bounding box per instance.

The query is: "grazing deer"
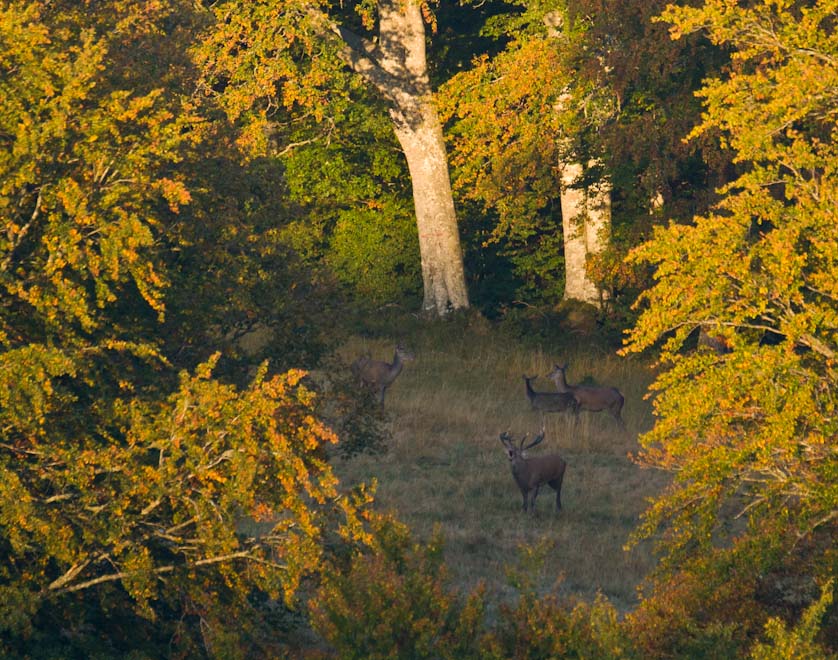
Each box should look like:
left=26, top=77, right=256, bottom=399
left=546, top=363, right=624, bottom=425
left=351, top=344, right=415, bottom=405
left=523, top=375, right=578, bottom=423
left=499, top=424, right=567, bottom=514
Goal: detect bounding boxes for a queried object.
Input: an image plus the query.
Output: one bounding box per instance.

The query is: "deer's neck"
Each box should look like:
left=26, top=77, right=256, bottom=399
left=385, top=353, right=404, bottom=382
left=552, top=373, right=571, bottom=393
left=511, top=459, right=530, bottom=486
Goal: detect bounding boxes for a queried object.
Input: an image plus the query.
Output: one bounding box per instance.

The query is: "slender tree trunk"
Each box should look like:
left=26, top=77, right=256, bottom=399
left=326, top=0, right=469, bottom=315
left=559, top=161, right=611, bottom=306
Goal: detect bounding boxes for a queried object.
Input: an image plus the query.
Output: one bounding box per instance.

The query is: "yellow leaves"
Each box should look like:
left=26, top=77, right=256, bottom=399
left=234, top=114, right=272, bottom=157
left=440, top=34, right=579, bottom=249
left=107, top=88, right=163, bottom=124
left=1, top=20, right=184, bottom=334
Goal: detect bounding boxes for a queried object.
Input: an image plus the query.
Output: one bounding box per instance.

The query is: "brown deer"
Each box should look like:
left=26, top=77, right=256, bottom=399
left=499, top=424, right=567, bottom=514
left=351, top=344, right=415, bottom=405
left=546, top=363, right=624, bottom=425
left=523, top=375, right=578, bottom=423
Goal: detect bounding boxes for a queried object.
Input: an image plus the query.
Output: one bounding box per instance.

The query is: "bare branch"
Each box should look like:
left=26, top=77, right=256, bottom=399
left=50, top=549, right=275, bottom=595
left=2, top=188, right=42, bottom=272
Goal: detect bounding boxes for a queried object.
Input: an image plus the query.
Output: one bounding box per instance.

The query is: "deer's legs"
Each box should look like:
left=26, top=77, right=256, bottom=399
left=528, top=485, right=541, bottom=513
left=549, top=477, right=564, bottom=511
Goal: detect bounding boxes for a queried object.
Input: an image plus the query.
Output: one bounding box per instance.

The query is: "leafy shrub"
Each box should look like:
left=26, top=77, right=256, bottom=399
left=482, top=592, right=635, bottom=660
left=326, top=202, right=422, bottom=306
left=750, top=580, right=837, bottom=660
left=309, top=516, right=487, bottom=660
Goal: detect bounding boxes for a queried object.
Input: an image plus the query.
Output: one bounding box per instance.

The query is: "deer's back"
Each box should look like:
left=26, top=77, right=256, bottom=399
left=358, top=359, right=397, bottom=385
left=574, top=385, right=623, bottom=407
left=513, top=455, right=566, bottom=488
left=530, top=391, right=577, bottom=412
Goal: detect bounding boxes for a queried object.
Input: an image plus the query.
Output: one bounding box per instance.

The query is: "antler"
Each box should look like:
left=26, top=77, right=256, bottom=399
left=523, top=427, right=545, bottom=451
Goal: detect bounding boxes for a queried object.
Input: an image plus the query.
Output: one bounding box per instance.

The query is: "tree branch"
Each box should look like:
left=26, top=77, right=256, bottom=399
left=2, top=188, right=42, bottom=272
left=304, top=5, right=416, bottom=106
left=50, top=549, right=277, bottom=595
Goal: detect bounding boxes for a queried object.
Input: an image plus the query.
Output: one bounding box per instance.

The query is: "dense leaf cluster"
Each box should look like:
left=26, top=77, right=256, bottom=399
left=0, top=2, right=373, bottom=655
left=623, top=0, right=838, bottom=651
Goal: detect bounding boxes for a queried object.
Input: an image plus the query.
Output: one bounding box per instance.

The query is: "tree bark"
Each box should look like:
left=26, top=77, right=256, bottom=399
left=325, top=0, right=469, bottom=315
left=392, top=110, right=469, bottom=314
left=559, top=161, right=610, bottom=306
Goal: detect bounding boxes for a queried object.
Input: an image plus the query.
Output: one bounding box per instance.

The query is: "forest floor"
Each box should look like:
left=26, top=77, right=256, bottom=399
left=329, top=317, right=669, bottom=614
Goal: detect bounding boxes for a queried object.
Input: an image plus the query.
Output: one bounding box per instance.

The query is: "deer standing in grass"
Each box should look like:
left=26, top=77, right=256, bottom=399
left=351, top=344, right=415, bottom=405
left=547, top=363, right=624, bottom=425
left=499, top=424, right=567, bottom=514
left=523, top=375, right=578, bottom=423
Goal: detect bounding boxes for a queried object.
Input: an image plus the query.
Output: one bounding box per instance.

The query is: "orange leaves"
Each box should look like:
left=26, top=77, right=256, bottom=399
left=193, top=0, right=342, bottom=136
left=156, top=177, right=192, bottom=213
left=0, top=3, right=198, bottom=338
left=25, top=357, right=373, bottom=609
left=0, top=345, right=75, bottom=433
left=0, top=0, right=386, bottom=649
left=418, top=0, right=437, bottom=35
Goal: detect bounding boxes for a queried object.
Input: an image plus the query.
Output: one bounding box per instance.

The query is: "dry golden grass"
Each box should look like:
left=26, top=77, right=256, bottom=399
left=332, top=327, right=668, bottom=612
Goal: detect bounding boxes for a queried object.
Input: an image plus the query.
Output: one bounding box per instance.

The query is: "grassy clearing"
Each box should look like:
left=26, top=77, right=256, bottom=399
left=330, top=321, right=669, bottom=612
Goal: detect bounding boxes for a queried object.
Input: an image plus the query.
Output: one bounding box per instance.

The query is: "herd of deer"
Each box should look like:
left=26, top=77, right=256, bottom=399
left=350, top=345, right=626, bottom=516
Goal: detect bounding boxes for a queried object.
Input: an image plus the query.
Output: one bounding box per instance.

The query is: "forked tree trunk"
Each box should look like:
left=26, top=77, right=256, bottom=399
left=326, top=0, right=469, bottom=315
left=559, top=161, right=611, bottom=306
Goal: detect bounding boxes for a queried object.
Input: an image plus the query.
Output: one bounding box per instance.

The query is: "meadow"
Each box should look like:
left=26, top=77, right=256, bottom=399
left=330, top=318, right=670, bottom=613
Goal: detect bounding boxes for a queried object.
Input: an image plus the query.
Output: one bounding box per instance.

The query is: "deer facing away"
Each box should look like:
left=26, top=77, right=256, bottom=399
left=351, top=344, right=415, bottom=405
left=546, top=363, right=624, bottom=425
left=499, top=425, right=567, bottom=514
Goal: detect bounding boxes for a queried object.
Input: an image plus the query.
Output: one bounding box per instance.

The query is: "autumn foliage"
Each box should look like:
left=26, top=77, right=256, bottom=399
left=1, top=0, right=837, bottom=656
left=0, top=2, right=373, bottom=655
left=622, top=0, right=838, bottom=651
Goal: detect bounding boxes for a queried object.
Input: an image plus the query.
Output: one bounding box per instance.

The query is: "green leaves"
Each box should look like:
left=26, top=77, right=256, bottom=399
left=749, top=580, right=837, bottom=660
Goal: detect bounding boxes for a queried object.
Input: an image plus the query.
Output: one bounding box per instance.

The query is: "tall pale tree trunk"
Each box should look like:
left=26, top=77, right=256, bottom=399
left=392, top=111, right=469, bottom=314
left=559, top=161, right=611, bottom=306
left=326, top=0, right=469, bottom=315
left=545, top=12, right=611, bottom=308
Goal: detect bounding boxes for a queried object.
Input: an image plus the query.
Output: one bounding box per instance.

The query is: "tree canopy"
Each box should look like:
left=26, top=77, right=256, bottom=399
left=1, top=0, right=836, bottom=656
left=0, top=2, right=373, bottom=654
left=623, top=0, right=838, bottom=652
